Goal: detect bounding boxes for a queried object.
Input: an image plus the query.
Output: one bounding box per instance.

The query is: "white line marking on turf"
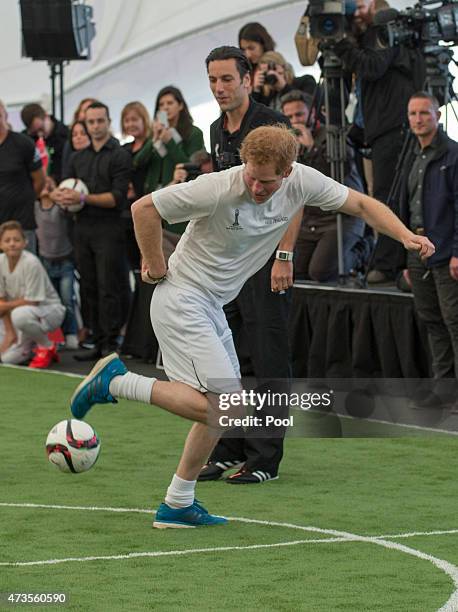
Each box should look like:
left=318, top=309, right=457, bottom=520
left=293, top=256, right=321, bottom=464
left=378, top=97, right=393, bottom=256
left=337, top=413, right=458, bottom=437
left=2, top=502, right=458, bottom=540
left=1, top=502, right=458, bottom=612
left=0, top=363, right=84, bottom=379
left=0, top=539, right=353, bottom=567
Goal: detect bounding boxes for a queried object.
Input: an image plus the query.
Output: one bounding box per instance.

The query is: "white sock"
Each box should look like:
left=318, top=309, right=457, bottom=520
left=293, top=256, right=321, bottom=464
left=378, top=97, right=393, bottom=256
left=165, top=474, right=196, bottom=509
left=109, top=372, right=156, bottom=404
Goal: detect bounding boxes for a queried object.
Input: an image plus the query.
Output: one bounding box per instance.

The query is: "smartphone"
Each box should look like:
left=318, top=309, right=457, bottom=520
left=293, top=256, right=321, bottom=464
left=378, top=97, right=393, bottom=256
left=157, top=110, right=169, bottom=127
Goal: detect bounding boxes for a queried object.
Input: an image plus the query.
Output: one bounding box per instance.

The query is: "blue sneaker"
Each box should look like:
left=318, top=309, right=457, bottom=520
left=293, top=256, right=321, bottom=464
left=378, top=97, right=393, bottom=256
left=70, top=353, right=128, bottom=419
left=153, top=500, right=228, bottom=529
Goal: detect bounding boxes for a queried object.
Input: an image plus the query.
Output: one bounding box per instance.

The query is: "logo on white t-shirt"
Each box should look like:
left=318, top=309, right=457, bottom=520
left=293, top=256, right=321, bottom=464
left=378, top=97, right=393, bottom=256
left=226, top=208, right=243, bottom=231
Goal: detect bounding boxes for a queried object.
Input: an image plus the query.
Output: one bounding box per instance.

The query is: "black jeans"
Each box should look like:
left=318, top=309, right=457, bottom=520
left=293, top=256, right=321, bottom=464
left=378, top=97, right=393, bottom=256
left=371, top=128, right=407, bottom=277
left=74, top=217, right=126, bottom=350
left=408, top=251, right=458, bottom=378
left=209, top=256, right=292, bottom=476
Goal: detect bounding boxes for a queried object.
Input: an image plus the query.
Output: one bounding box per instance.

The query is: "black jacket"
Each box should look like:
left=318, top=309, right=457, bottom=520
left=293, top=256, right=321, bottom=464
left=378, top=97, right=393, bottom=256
left=399, top=130, right=458, bottom=268
left=210, top=98, right=290, bottom=171
left=334, top=29, right=425, bottom=144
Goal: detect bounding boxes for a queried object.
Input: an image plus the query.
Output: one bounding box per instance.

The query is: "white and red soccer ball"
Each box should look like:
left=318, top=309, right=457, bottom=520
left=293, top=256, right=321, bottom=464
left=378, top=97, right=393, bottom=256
left=46, top=419, right=100, bottom=473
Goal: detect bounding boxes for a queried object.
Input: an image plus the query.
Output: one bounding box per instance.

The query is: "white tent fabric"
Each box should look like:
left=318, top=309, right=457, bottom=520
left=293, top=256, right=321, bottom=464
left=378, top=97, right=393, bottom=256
left=2, top=0, right=315, bottom=127
left=1, top=0, right=452, bottom=137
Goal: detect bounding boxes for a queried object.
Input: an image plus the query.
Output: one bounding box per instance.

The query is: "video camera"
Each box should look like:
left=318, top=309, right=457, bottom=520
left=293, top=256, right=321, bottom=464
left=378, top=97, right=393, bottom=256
left=374, top=0, right=458, bottom=48
left=308, top=0, right=346, bottom=41
left=295, top=0, right=356, bottom=65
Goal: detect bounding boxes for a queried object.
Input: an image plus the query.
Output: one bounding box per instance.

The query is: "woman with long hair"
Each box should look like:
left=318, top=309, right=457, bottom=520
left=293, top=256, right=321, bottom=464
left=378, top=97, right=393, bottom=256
left=119, top=102, right=152, bottom=358
left=60, top=99, right=98, bottom=179
left=120, top=101, right=151, bottom=270
left=122, top=90, right=204, bottom=358
left=60, top=120, right=90, bottom=179
left=238, top=22, right=276, bottom=86
left=134, top=86, right=204, bottom=236
left=121, top=102, right=151, bottom=198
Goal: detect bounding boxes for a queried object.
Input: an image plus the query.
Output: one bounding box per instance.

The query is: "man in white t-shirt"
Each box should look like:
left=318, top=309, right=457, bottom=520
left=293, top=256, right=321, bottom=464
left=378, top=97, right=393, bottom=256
left=70, top=125, right=434, bottom=529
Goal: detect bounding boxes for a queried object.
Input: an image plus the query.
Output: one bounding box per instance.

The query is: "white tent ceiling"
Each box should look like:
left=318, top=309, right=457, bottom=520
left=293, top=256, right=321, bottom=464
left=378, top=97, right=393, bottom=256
left=2, top=0, right=315, bottom=127
left=0, top=0, right=450, bottom=137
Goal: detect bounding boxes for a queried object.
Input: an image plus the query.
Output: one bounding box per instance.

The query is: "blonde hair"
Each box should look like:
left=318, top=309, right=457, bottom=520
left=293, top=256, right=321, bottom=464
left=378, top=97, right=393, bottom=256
left=121, top=101, right=151, bottom=139
left=240, top=124, right=298, bottom=173
left=259, top=51, right=294, bottom=84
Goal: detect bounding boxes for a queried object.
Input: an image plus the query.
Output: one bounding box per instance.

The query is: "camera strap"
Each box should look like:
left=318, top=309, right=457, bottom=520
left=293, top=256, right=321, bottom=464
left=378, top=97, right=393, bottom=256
left=212, top=101, right=263, bottom=170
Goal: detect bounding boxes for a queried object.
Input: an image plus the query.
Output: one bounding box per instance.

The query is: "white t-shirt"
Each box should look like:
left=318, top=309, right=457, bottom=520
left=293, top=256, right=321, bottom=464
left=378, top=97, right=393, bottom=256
left=0, top=250, right=62, bottom=306
left=153, top=162, right=348, bottom=305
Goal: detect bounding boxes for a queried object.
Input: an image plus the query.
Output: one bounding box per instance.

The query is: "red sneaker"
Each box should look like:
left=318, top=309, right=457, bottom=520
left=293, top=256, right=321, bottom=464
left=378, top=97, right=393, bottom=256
left=28, top=343, right=59, bottom=369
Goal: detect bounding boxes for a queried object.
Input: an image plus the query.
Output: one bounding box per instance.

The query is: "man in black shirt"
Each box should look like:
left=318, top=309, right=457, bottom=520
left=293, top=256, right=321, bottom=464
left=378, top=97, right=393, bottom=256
left=0, top=101, right=44, bottom=250
left=54, top=101, right=131, bottom=360
left=200, top=46, right=302, bottom=485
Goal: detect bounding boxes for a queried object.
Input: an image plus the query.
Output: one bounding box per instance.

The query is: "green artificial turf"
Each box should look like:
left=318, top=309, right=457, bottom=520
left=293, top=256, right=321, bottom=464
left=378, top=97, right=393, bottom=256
left=1, top=366, right=457, bottom=611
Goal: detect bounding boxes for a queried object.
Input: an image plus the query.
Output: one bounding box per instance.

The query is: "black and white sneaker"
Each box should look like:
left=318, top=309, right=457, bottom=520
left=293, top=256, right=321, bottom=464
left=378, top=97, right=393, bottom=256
left=197, top=460, right=244, bottom=482
left=226, top=468, right=278, bottom=484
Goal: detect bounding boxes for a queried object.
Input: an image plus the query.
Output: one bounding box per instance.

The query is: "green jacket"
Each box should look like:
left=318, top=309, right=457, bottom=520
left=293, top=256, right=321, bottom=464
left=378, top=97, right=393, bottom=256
left=134, top=125, right=204, bottom=234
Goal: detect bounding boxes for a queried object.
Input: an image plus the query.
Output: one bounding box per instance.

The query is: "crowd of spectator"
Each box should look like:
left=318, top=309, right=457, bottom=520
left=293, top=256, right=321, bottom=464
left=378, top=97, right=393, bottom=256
left=0, top=4, right=456, bottom=400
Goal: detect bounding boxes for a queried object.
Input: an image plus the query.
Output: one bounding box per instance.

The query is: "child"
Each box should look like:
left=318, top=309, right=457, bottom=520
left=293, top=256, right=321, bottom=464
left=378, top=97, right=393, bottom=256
left=0, top=220, right=65, bottom=368
left=35, top=179, right=79, bottom=349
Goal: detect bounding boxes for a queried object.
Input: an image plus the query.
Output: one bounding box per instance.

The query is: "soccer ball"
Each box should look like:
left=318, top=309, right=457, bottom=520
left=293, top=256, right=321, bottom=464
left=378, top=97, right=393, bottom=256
left=46, top=419, right=100, bottom=473
left=57, top=178, right=89, bottom=213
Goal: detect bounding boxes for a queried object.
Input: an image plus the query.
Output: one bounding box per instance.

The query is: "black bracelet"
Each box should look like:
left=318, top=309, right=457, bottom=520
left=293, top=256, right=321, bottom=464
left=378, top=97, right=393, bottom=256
left=146, top=270, right=165, bottom=283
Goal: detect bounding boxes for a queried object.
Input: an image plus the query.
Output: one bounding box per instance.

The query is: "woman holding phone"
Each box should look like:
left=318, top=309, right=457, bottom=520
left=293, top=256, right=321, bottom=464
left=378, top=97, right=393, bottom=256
left=133, top=86, right=205, bottom=248
left=135, top=86, right=204, bottom=196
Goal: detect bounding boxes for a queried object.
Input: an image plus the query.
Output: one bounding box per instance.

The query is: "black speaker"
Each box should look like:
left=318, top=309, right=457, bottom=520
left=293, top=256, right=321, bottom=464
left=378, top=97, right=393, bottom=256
left=20, top=0, right=95, bottom=61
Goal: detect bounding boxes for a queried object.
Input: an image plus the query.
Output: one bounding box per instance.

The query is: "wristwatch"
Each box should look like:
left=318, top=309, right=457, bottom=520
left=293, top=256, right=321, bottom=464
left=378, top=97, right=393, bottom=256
left=276, top=250, right=294, bottom=262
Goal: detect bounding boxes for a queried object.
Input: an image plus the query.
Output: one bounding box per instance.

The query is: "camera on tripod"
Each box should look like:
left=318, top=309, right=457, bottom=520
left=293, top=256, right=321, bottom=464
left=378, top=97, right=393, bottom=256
left=374, top=0, right=458, bottom=47
left=308, top=0, right=347, bottom=42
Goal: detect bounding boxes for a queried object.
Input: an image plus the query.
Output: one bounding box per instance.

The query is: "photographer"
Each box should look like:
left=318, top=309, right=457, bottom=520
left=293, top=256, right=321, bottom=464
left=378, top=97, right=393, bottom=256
left=253, top=50, right=316, bottom=112
left=238, top=22, right=276, bottom=84
left=333, top=0, right=426, bottom=283
left=282, top=90, right=368, bottom=281
left=168, top=150, right=213, bottom=185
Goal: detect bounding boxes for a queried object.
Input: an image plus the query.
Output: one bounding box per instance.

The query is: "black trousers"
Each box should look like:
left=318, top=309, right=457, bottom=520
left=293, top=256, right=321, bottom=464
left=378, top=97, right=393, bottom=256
left=371, top=127, right=407, bottom=276
left=74, top=217, right=126, bottom=349
left=408, top=251, right=458, bottom=378
left=208, top=257, right=292, bottom=476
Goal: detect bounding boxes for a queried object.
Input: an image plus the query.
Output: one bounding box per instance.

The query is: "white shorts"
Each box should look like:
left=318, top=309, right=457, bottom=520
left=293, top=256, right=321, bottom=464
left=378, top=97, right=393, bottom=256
left=150, top=281, right=241, bottom=392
